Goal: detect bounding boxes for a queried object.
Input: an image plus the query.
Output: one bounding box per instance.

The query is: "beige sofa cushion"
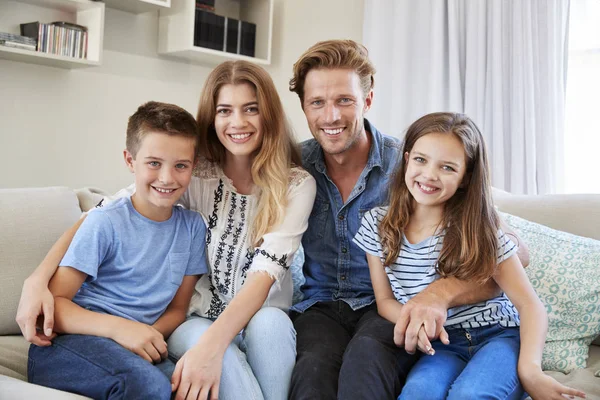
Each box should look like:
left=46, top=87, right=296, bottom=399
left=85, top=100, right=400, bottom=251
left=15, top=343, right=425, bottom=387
left=0, top=374, right=90, bottom=399
left=0, top=187, right=81, bottom=335
left=493, top=188, right=600, bottom=241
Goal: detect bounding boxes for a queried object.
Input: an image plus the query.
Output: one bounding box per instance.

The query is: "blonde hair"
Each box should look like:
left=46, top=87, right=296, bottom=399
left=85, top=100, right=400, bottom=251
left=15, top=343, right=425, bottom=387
left=197, top=61, right=301, bottom=246
left=289, top=39, right=376, bottom=103
left=379, top=112, right=499, bottom=283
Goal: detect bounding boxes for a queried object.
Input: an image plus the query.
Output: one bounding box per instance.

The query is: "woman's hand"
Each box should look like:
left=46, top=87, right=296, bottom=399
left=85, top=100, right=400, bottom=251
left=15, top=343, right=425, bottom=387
left=521, top=369, right=586, bottom=399
left=171, top=339, right=224, bottom=400
left=16, top=277, right=55, bottom=346
left=111, top=320, right=167, bottom=363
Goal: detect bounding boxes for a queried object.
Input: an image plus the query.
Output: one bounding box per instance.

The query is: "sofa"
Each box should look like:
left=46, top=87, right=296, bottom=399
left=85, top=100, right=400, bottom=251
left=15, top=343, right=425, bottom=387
left=1, top=186, right=599, bottom=399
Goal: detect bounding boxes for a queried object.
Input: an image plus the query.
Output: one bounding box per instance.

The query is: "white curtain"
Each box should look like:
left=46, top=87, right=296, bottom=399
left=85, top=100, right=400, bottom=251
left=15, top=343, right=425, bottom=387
left=363, top=0, right=570, bottom=194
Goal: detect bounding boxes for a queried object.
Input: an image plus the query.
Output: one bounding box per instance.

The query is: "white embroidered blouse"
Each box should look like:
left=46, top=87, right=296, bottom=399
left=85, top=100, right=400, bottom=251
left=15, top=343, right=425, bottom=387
left=99, top=158, right=316, bottom=319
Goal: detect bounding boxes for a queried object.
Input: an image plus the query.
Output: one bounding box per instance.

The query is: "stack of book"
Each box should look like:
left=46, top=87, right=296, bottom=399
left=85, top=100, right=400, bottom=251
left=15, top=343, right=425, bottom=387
left=0, top=32, right=37, bottom=51
left=194, top=9, right=225, bottom=51
left=193, top=8, right=256, bottom=57
left=20, top=21, right=88, bottom=59
left=196, top=0, right=215, bottom=13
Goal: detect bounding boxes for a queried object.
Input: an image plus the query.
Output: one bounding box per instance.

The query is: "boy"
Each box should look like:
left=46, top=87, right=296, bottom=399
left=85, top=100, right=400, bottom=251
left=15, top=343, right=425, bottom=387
left=27, top=101, right=208, bottom=400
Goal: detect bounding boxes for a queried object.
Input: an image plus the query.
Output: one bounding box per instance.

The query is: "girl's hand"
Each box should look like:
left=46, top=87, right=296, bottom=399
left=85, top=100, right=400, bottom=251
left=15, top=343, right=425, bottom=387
left=521, top=370, right=586, bottom=400
left=415, top=324, right=450, bottom=355
left=16, top=278, right=55, bottom=346
left=171, top=341, right=223, bottom=400
left=111, top=320, right=167, bottom=363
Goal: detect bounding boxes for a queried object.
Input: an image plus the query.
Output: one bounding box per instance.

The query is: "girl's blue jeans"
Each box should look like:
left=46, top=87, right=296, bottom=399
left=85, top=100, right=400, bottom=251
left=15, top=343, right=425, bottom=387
left=398, top=323, right=526, bottom=400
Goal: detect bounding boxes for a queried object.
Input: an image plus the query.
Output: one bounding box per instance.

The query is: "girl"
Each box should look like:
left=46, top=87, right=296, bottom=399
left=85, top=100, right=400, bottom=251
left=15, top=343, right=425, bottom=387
left=353, top=112, right=585, bottom=400
left=18, top=60, right=316, bottom=400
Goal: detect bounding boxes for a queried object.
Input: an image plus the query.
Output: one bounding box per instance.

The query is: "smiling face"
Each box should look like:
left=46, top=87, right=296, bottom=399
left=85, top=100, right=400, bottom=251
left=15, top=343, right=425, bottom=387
left=124, top=131, right=196, bottom=221
left=213, top=82, right=263, bottom=162
left=302, top=68, right=372, bottom=156
left=404, top=132, right=467, bottom=211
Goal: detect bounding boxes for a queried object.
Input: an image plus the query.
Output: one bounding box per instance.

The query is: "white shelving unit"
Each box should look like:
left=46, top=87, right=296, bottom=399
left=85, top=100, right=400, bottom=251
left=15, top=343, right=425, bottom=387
left=103, top=0, right=170, bottom=15
left=0, top=0, right=104, bottom=68
left=158, top=0, right=273, bottom=65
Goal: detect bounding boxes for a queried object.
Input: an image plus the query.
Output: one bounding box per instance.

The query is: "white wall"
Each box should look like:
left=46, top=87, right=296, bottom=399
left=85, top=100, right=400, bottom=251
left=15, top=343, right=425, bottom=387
left=0, top=0, right=364, bottom=192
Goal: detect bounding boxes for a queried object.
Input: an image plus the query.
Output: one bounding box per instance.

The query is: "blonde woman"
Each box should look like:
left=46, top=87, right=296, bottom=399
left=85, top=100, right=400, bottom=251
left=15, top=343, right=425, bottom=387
left=17, top=61, right=316, bottom=400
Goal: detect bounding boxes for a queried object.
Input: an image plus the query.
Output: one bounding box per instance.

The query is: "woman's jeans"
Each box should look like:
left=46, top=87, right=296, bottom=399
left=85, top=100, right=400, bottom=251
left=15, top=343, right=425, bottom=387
left=28, top=334, right=175, bottom=400
left=168, top=307, right=296, bottom=400
left=398, top=324, right=525, bottom=400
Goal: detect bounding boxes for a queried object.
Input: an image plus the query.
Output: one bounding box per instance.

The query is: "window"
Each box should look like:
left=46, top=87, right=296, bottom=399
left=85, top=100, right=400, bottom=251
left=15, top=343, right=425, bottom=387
left=563, top=0, right=600, bottom=193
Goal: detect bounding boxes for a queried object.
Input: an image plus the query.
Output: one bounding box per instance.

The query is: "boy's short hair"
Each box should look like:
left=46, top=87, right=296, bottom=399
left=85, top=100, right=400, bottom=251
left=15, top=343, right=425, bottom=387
left=126, top=101, right=199, bottom=158
left=289, top=39, right=376, bottom=103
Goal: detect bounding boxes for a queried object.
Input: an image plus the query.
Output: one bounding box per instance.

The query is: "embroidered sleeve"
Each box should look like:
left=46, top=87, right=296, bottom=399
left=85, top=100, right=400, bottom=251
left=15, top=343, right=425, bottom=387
left=248, top=170, right=316, bottom=282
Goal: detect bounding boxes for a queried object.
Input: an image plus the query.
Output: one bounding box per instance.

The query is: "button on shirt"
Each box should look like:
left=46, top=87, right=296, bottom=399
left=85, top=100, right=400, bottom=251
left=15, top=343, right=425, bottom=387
left=292, top=119, right=402, bottom=313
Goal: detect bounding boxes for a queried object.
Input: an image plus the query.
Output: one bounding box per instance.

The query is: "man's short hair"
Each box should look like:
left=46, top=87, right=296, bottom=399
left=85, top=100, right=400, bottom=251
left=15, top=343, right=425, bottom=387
left=289, top=39, right=376, bottom=103
left=126, top=101, right=199, bottom=158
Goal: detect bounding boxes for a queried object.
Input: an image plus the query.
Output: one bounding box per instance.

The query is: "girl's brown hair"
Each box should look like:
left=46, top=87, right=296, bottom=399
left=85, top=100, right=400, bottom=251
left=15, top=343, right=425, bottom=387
left=197, top=60, right=301, bottom=246
left=379, top=112, right=500, bottom=283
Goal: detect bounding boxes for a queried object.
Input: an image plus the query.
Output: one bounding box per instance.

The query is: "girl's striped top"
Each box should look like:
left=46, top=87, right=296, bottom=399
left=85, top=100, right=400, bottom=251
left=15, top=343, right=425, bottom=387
left=353, top=206, right=520, bottom=329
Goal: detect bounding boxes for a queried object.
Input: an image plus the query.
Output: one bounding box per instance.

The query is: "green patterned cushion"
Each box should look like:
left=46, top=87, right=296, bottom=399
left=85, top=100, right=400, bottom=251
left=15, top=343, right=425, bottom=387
left=501, top=212, right=600, bottom=373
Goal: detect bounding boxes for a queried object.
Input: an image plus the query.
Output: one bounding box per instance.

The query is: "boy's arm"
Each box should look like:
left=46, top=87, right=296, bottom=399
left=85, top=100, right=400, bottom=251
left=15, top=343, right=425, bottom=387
left=152, top=275, right=199, bottom=339
left=16, top=216, right=86, bottom=345
left=17, top=187, right=136, bottom=345
left=49, top=265, right=118, bottom=337
left=50, top=266, right=167, bottom=363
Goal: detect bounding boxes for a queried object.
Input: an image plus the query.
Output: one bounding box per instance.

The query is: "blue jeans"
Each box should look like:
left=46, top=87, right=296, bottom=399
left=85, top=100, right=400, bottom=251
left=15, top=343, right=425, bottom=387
left=398, top=324, right=525, bottom=400
left=28, top=334, right=175, bottom=400
left=168, top=307, right=296, bottom=400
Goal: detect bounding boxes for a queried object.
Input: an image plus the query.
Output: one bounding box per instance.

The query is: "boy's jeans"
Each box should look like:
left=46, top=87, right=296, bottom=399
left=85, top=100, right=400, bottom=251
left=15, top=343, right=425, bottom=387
left=168, top=306, right=296, bottom=400
left=28, top=334, right=174, bottom=400
left=398, top=323, right=525, bottom=400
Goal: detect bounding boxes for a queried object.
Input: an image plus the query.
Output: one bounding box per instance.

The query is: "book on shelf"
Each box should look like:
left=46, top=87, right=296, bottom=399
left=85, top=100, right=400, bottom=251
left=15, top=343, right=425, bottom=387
left=239, top=21, right=256, bottom=58
left=194, top=9, right=224, bottom=51
left=20, top=21, right=88, bottom=59
left=0, top=39, right=36, bottom=51
left=193, top=11, right=257, bottom=57
left=0, top=32, right=37, bottom=49
left=225, top=17, right=239, bottom=54
left=196, top=0, right=215, bottom=13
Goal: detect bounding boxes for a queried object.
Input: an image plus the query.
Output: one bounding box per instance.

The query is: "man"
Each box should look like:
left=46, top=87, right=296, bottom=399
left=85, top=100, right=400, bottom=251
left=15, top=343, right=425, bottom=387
left=288, top=39, right=529, bottom=400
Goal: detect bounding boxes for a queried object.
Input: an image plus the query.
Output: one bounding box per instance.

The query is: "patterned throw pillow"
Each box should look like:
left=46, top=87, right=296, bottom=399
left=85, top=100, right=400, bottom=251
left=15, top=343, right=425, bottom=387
left=501, top=212, right=600, bottom=373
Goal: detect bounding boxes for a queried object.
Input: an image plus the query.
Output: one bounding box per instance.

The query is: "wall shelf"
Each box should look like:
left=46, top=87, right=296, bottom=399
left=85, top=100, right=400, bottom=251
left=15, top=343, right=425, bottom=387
left=0, top=44, right=99, bottom=68
left=158, top=0, right=273, bottom=66
left=0, top=0, right=104, bottom=69
left=103, top=0, right=170, bottom=15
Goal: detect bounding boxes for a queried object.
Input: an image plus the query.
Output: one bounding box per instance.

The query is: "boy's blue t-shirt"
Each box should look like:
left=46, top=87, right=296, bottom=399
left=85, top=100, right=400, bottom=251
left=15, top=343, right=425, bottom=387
left=59, top=197, right=208, bottom=325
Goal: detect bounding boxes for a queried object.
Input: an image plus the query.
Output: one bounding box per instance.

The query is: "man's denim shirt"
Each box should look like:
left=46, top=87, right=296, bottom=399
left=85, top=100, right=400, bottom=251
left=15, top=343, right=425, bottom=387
left=291, top=119, right=402, bottom=313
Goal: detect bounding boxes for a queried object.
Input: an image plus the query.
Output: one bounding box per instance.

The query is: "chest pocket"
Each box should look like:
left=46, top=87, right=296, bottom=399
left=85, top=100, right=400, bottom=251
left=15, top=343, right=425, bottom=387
left=307, top=200, right=330, bottom=240
left=168, top=252, right=190, bottom=286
